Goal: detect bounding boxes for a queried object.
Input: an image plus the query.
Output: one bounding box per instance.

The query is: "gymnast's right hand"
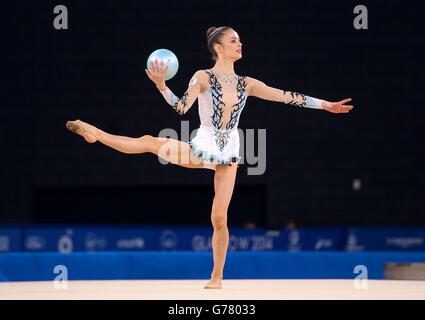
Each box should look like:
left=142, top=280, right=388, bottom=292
left=145, top=59, right=168, bottom=91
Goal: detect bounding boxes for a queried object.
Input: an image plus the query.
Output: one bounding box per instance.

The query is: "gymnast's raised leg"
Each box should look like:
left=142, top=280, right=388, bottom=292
left=66, top=119, right=206, bottom=169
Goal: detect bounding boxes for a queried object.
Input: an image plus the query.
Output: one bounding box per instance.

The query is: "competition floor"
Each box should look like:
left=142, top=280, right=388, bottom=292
left=1, top=279, right=424, bottom=300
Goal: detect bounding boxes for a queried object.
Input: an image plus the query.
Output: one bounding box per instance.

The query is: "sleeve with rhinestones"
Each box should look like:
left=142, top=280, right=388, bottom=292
left=159, top=70, right=203, bottom=115
left=247, top=77, right=324, bottom=109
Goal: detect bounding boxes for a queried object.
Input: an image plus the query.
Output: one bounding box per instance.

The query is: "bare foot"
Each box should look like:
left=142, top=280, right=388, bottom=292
left=66, top=120, right=97, bottom=143
left=204, top=278, right=222, bottom=289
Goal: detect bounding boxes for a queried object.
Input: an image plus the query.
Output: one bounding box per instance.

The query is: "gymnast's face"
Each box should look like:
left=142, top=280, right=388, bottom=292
left=215, top=29, right=243, bottom=62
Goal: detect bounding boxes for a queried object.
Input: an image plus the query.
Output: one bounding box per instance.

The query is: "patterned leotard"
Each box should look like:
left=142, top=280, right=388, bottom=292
left=188, top=69, right=247, bottom=168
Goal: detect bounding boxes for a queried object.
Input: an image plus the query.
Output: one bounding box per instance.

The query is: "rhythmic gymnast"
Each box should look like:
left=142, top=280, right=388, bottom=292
left=66, top=26, right=353, bottom=289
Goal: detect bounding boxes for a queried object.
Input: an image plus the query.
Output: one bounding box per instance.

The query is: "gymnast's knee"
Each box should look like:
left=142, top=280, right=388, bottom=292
left=211, top=211, right=227, bottom=229
left=138, top=135, right=154, bottom=151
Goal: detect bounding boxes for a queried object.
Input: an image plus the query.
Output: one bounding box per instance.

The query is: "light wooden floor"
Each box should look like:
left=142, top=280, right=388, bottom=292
left=1, top=279, right=424, bottom=300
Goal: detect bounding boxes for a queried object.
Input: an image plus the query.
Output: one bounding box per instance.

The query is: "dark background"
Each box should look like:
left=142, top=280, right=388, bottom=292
left=2, top=0, right=424, bottom=228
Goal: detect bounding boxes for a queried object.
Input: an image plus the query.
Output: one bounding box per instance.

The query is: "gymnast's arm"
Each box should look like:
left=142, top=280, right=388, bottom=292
left=157, top=71, right=203, bottom=115
left=246, top=77, right=354, bottom=113
left=146, top=62, right=203, bottom=115
left=246, top=77, right=325, bottom=109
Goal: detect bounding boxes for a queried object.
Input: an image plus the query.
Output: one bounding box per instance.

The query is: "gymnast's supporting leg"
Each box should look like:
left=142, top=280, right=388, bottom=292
left=205, top=162, right=238, bottom=289
left=66, top=119, right=206, bottom=169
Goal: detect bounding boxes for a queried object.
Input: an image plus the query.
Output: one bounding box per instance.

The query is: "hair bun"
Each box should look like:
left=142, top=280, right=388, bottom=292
left=206, top=27, right=217, bottom=39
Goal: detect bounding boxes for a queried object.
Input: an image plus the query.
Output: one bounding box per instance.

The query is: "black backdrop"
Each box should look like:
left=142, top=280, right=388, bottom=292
left=2, top=0, right=424, bottom=228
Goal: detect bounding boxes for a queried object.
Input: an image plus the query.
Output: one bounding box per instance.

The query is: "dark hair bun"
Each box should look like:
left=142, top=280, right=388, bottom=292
left=206, top=27, right=217, bottom=39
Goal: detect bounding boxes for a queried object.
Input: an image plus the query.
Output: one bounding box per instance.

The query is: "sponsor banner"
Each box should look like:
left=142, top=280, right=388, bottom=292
left=21, top=226, right=285, bottom=252
left=276, top=228, right=346, bottom=251
left=23, top=226, right=158, bottom=252
left=228, top=227, right=282, bottom=251
left=345, top=228, right=425, bottom=251
left=156, top=227, right=283, bottom=252
left=158, top=226, right=211, bottom=251
left=18, top=225, right=425, bottom=252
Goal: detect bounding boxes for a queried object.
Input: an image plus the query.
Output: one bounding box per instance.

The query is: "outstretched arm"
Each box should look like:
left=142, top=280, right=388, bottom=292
left=247, top=77, right=353, bottom=113
left=145, top=60, right=203, bottom=115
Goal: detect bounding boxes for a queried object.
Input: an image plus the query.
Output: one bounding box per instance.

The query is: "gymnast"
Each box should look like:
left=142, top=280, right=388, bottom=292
left=66, top=26, right=353, bottom=289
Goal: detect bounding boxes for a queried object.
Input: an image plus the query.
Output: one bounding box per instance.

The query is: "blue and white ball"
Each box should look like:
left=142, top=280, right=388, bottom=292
left=146, top=49, right=179, bottom=81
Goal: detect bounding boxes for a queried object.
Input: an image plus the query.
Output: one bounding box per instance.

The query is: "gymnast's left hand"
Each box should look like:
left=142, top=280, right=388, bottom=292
left=145, top=59, right=168, bottom=91
left=322, top=98, right=354, bottom=113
